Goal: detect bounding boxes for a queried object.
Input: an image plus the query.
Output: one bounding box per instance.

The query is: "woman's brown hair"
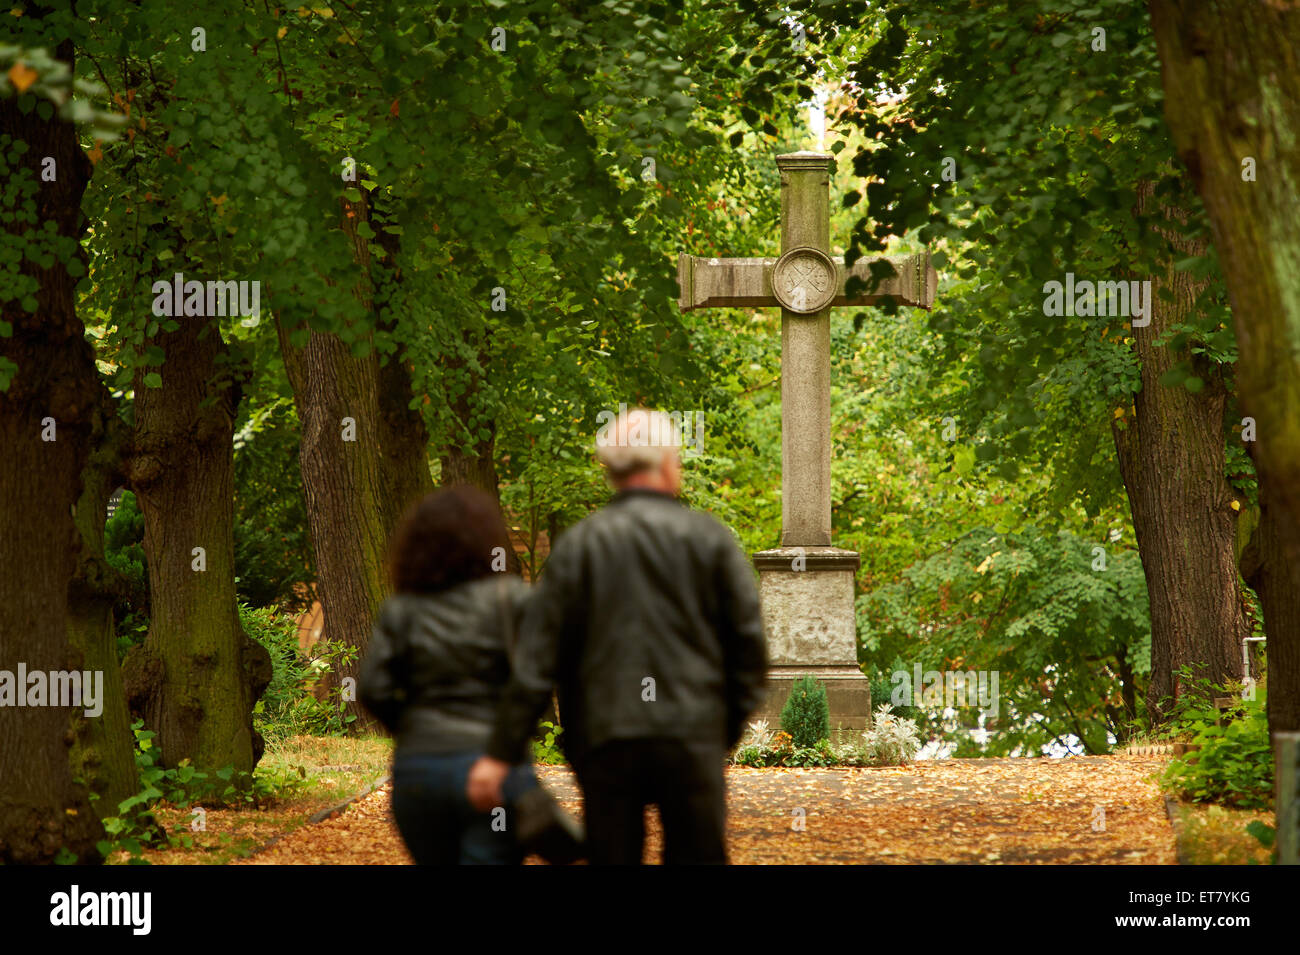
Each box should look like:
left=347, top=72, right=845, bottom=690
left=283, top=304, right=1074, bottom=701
left=387, top=485, right=511, bottom=594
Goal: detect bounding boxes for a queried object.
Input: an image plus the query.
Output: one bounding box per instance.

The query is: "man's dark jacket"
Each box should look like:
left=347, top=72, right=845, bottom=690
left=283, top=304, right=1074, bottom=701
left=486, top=488, right=767, bottom=764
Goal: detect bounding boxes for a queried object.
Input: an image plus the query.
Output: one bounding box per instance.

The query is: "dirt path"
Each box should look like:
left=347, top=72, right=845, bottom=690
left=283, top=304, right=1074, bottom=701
left=236, top=755, right=1175, bottom=865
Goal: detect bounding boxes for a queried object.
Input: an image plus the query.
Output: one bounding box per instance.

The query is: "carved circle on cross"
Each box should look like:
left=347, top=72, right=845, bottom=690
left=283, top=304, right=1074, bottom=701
left=772, top=247, right=836, bottom=314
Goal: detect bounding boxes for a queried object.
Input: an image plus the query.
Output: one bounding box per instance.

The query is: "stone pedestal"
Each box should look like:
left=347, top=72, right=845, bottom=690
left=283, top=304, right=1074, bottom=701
left=752, top=547, right=872, bottom=734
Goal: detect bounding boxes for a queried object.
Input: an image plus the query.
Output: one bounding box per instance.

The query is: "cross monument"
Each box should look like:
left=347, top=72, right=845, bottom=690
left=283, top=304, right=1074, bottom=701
left=677, top=151, right=937, bottom=730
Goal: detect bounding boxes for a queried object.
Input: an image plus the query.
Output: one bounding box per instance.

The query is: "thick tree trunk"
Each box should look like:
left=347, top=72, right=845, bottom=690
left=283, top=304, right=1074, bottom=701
left=279, top=194, right=440, bottom=727
left=0, top=34, right=105, bottom=862
left=277, top=196, right=410, bottom=727
left=67, top=406, right=136, bottom=817
left=277, top=320, right=388, bottom=726
left=1148, top=1, right=1300, bottom=735
left=122, top=312, right=270, bottom=775
left=1242, top=470, right=1300, bottom=732
left=1111, top=182, right=1249, bottom=722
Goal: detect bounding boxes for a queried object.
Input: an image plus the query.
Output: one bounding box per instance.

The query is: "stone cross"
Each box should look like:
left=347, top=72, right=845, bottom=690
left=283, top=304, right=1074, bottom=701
left=676, top=151, right=937, bottom=729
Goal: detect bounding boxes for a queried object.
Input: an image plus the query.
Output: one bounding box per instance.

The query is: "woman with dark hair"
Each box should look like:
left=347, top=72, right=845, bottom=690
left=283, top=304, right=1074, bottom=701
left=359, top=485, right=539, bottom=864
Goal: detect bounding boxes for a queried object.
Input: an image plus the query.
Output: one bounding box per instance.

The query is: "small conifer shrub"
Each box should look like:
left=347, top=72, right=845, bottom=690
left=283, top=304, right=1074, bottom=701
left=780, top=676, right=830, bottom=749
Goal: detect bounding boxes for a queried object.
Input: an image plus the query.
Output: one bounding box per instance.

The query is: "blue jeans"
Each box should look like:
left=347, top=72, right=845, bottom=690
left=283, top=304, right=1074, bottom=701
left=391, top=752, right=539, bottom=865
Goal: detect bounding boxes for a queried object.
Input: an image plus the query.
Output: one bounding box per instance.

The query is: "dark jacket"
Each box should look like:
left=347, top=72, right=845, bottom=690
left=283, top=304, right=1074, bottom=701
left=359, top=575, right=530, bottom=757
left=486, top=488, right=767, bottom=764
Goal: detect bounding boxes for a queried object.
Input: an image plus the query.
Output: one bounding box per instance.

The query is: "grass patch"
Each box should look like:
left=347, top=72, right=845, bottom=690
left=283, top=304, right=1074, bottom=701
left=1171, top=801, right=1274, bottom=865
left=113, top=734, right=392, bottom=865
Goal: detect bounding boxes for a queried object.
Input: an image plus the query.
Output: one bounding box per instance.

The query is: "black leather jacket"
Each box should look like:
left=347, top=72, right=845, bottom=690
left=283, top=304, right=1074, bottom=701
left=359, top=575, right=529, bottom=757
left=486, top=489, right=767, bottom=764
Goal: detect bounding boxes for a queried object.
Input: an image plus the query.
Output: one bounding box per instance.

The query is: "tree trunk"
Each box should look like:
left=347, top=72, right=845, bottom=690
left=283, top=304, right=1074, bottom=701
left=0, top=33, right=105, bottom=863
left=279, top=194, right=444, bottom=727
left=1111, top=181, right=1249, bottom=723
left=67, top=404, right=137, bottom=818
left=1242, top=470, right=1300, bottom=734
left=277, top=196, right=404, bottom=727
left=122, top=311, right=271, bottom=775
left=277, top=320, right=388, bottom=726
left=377, top=348, right=434, bottom=533
left=1148, top=1, right=1300, bottom=735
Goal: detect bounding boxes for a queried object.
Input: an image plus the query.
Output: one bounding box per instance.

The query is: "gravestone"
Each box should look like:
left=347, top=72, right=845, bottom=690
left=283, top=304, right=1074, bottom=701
left=677, top=151, right=936, bottom=732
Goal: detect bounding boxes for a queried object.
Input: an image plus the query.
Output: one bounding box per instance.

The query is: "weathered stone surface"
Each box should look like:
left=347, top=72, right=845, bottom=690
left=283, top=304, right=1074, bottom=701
left=675, top=250, right=937, bottom=312
left=755, top=548, right=861, bottom=666
left=772, top=247, right=838, bottom=314
left=753, top=552, right=869, bottom=731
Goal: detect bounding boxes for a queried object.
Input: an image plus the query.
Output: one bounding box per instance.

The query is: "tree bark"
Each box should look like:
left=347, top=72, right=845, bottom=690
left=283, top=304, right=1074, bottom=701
left=1148, top=0, right=1300, bottom=734
left=122, top=309, right=271, bottom=775
left=277, top=199, right=387, bottom=727
left=1111, top=181, right=1249, bottom=723
left=278, top=194, right=442, bottom=727
left=0, top=33, right=105, bottom=862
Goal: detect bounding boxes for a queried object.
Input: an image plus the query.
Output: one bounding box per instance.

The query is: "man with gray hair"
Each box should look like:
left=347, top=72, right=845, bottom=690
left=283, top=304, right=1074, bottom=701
left=468, top=406, right=767, bottom=864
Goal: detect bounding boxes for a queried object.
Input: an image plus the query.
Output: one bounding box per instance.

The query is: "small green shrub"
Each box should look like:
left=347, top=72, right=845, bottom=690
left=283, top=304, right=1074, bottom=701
left=1162, top=689, right=1272, bottom=810
left=104, top=490, right=146, bottom=588
left=531, top=721, right=566, bottom=765
left=869, top=655, right=922, bottom=724
left=780, top=676, right=830, bottom=749
left=281, top=640, right=360, bottom=738
left=243, top=606, right=358, bottom=741
left=242, top=603, right=310, bottom=741
left=784, top=739, right=837, bottom=767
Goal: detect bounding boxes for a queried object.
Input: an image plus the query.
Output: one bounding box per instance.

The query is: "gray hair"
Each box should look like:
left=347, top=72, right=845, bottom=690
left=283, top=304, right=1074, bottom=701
left=594, top=407, right=681, bottom=477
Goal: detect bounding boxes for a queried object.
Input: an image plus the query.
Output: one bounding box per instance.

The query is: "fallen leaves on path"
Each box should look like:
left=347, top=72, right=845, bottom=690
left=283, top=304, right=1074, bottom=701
left=235, top=756, right=1175, bottom=865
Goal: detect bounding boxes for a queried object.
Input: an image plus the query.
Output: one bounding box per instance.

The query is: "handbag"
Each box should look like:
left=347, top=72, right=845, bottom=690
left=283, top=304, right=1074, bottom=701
left=513, top=783, right=586, bottom=865
left=497, top=577, right=586, bottom=864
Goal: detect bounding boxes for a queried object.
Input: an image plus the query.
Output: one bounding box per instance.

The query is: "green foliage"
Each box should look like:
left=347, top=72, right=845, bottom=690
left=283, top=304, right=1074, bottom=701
left=242, top=604, right=310, bottom=742
left=531, top=721, right=567, bottom=766
left=0, top=44, right=124, bottom=138
left=862, top=526, right=1150, bottom=755
left=103, top=490, right=145, bottom=570
left=783, top=739, right=838, bottom=768
left=95, top=719, right=307, bottom=863
left=731, top=708, right=922, bottom=768
left=868, top=655, right=922, bottom=725
left=1161, top=687, right=1272, bottom=810
left=780, top=676, right=831, bottom=749
left=1245, top=820, right=1276, bottom=856
left=233, top=398, right=314, bottom=609
left=104, top=490, right=150, bottom=657
left=244, top=606, right=358, bottom=742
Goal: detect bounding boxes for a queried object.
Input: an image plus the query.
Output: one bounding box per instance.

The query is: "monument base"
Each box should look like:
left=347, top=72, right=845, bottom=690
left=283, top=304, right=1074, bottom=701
left=751, top=547, right=872, bottom=735
left=755, top=665, right=873, bottom=736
